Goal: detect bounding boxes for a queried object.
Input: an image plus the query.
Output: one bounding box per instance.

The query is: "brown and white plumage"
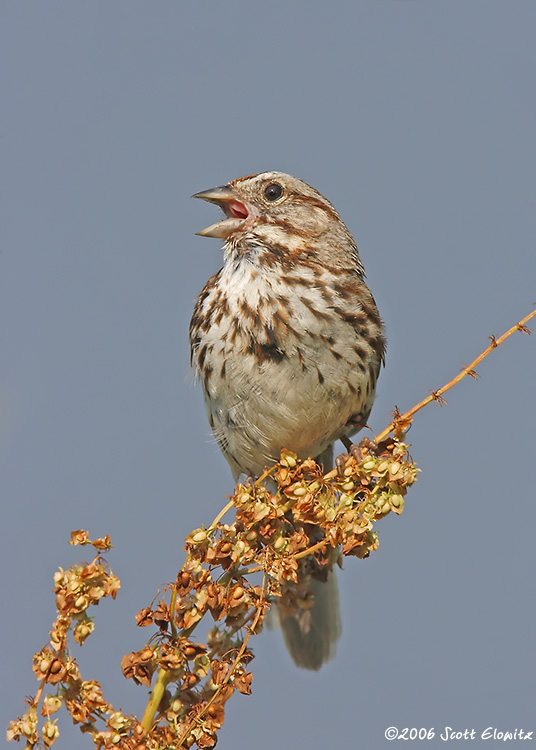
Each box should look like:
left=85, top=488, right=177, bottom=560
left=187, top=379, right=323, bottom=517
left=190, top=171, right=385, bottom=669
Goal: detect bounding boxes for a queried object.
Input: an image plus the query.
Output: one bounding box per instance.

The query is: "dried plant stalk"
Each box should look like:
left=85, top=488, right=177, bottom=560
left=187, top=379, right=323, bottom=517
left=7, top=309, right=534, bottom=750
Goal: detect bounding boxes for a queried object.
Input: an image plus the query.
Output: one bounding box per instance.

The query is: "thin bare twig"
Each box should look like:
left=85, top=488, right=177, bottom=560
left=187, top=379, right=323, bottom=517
left=374, top=309, right=536, bottom=444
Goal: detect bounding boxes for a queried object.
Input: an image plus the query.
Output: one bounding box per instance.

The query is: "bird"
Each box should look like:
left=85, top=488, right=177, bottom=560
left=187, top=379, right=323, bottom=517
left=190, top=171, right=385, bottom=670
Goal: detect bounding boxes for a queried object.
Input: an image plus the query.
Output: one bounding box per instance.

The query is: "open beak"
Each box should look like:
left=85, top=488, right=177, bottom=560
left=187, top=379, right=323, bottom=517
left=193, top=185, right=250, bottom=239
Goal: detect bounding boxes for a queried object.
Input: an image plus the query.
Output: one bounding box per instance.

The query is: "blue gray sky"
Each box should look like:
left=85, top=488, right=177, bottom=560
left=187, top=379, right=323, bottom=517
left=2, top=2, right=535, bottom=748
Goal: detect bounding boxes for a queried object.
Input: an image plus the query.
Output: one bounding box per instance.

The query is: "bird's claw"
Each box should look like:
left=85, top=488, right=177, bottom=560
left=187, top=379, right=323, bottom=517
left=336, top=453, right=350, bottom=477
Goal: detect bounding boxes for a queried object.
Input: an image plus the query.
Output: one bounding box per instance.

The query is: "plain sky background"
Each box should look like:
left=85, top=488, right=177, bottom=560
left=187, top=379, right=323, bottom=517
left=2, top=2, right=536, bottom=748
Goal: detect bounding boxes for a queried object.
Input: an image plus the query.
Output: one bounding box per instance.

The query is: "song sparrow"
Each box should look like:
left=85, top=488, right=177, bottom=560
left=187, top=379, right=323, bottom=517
left=190, top=171, right=385, bottom=670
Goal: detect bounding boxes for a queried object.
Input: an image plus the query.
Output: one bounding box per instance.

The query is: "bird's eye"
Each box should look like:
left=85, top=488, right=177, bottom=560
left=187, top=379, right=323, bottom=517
left=264, top=182, right=284, bottom=202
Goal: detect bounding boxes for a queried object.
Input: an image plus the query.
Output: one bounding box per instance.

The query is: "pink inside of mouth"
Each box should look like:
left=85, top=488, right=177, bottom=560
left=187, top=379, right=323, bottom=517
left=227, top=200, right=249, bottom=219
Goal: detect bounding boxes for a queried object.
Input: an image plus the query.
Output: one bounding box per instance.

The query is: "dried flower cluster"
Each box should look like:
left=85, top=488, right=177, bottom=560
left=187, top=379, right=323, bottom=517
left=6, top=531, right=129, bottom=748
left=7, top=440, right=418, bottom=750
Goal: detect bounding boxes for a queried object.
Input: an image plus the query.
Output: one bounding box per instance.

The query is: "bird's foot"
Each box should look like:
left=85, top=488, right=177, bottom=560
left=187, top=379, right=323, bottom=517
left=337, top=436, right=379, bottom=476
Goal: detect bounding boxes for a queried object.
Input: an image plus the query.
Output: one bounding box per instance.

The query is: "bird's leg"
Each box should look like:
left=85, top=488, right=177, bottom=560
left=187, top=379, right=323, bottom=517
left=244, top=475, right=257, bottom=494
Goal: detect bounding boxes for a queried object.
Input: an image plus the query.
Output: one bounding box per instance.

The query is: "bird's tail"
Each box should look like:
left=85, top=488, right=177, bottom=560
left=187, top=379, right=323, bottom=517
left=278, top=564, right=341, bottom=670
left=277, top=445, right=342, bottom=670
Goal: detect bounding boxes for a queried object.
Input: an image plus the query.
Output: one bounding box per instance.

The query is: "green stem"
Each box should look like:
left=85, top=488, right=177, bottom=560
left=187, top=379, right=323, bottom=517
left=141, top=667, right=171, bottom=732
